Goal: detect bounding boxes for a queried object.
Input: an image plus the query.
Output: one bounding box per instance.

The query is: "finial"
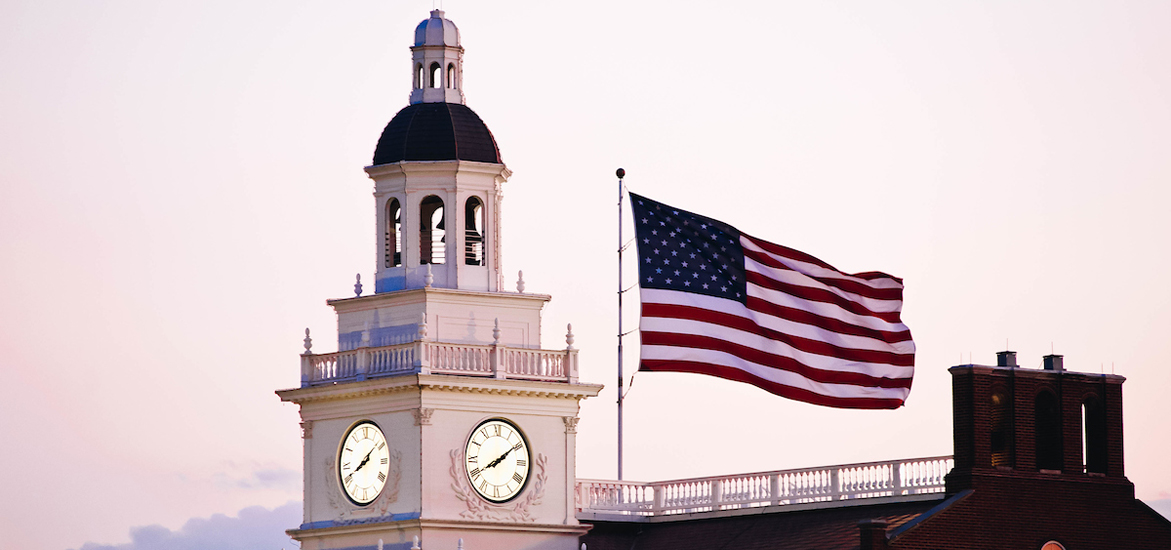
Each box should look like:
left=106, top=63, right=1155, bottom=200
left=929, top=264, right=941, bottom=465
left=516, top=270, right=525, bottom=293
left=303, top=328, right=313, bottom=355
left=582, top=544, right=588, bottom=550
left=418, top=312, right=428, bottom=340
left=425, top=264, right=434, bottom=288
left=377, top=540, right=383, bottom=550
left=616, top=167, right=625, bottom=179
left=354, top=273, right=363, bottom=296
left=493, top=318, right=500, bottom=345
left=361, top=322, right=371, bottom=346
left=566, top=323, right=575, bottom=350
left=411, top=535, right=420, bottom=550
left=457, top=539, right=464, bottom=550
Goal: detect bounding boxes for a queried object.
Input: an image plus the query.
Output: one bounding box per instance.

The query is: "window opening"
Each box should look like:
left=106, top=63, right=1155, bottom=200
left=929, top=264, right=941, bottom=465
left=465, top=197, right=484, bottom=265
left=420, top=195, right=445, bottom=265
left=430, top=62, right=441, bottom=89
left=1035, top=390, right=1062, bottom=471
left=447, top=63, right=456, bottom=89
left=385, top=198, right=401, bottom=268
left=1083, top=395, right=1107, bottom=474
left=415, top=64, right=424, bottom=89
left=990, top=392, right=1012, bottom=467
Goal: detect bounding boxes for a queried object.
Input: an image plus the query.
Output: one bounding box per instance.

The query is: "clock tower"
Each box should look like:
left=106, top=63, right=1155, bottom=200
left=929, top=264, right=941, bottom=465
left=277, top=10, right=602, bottom=550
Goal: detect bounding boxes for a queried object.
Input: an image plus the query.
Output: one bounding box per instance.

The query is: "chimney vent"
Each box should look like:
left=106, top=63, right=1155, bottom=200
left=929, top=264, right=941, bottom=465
left=996, top=351, right=1017, bottom=367
left=1043, top=354, right=1064, bottom=372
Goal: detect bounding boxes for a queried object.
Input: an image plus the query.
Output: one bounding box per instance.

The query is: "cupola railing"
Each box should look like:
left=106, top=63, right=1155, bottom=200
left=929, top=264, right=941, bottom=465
left=300, top=339, right=579, bottom=387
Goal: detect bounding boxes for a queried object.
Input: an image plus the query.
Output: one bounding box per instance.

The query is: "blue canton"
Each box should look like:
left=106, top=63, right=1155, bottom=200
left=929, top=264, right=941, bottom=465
left=629, top=193, right=747, bottom=304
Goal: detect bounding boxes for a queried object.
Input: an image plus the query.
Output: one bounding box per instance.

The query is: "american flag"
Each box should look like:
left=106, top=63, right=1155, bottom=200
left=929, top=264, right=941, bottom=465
left=630, top=193, right=915, bottom=409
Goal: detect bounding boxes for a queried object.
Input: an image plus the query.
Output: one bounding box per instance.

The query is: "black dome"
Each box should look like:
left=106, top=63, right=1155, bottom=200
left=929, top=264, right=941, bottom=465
left=372, top=103, right=502, bottom=166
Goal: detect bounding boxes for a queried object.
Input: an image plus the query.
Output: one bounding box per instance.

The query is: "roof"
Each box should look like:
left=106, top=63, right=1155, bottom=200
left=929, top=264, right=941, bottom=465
left=580, top=499, right=939, bottom=550
left=371, top=103, right=502, bottom=166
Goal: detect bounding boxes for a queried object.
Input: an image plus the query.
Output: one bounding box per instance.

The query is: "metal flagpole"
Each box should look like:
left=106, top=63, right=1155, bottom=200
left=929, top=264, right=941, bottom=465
left=616, top=167, right=626, bottom=480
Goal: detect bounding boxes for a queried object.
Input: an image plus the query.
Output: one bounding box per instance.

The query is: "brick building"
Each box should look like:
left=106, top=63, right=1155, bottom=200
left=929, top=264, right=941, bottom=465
left=579, top=353, right=1171, bottom=549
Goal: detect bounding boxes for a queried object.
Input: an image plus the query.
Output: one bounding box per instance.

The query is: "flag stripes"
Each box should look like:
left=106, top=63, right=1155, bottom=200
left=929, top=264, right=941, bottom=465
left=631, top=193, right=914, bottom=409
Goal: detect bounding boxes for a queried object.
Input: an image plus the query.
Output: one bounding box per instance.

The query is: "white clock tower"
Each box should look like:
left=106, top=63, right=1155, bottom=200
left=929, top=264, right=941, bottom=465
left=277, top=11, right=602, bottom=550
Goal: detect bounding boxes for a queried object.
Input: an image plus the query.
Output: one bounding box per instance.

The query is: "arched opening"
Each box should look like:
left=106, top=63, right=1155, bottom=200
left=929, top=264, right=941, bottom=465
left=1083, top=395, right=1107, bottom=474
left=1035, top=390, right=1062, bottom=471
left=429, top=62, right=441, bottom=89
left=415, top=63, right=424, bottom=89
left=447, top=63, right=456, bottom=89
left=464, top=197, right=484, bottom=265
left=385, top=198, right=401, bottom=268
left=990, top=391, right=1012, bottom=467
left=420, top=195, right=445, bottom=265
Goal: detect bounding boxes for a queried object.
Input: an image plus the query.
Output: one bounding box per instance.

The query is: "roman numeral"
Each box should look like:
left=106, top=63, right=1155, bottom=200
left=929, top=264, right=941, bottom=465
left=493, top=425, right=501, bottom=436
left=344, top=474, right=354, bottom=486
left=469, top=467, right=481, bottom=479
left=362, top=427, right=370, bottom=438
left=377, top=441, right=385, bottom=450
left=467, top=455, right=478, bottom=463
left=493, top=486, right=500, bottom=498
left=479, top=480, right=488, bottom=492
left=513, top=442, right=522, bottom=451
left=480, top=428, right=489, bottom=439
left=516, top=459, right=526, bottom=467
left=342, top=462, right=351, bottom=469
left=380, top=457, right=388, bottom=464
left=377, top=472, right=386, bottom=482
left=512, top=472, right=523, bottom=483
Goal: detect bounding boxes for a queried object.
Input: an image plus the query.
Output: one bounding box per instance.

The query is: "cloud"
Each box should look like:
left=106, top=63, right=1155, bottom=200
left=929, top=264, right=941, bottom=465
left=210, top=463, right=301, bottom=492
left=1147, top=498, right=1171, bottom=522
left=72, top=501, right=301, bottom=550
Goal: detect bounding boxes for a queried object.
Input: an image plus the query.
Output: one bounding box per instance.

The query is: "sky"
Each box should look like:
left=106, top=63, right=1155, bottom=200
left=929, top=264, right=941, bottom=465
left=2, top=1, right=1170, bottom=548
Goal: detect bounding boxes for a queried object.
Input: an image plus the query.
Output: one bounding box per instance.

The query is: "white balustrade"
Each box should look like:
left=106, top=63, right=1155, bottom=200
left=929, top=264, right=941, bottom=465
left=301, top=339, right=578, bottom=385
left=576, top=456, right=953, bottom=517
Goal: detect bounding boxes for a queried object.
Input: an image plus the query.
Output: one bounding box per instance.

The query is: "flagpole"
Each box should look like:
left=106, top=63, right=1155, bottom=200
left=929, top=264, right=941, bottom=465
left=616, top=167, right=626, bottom=481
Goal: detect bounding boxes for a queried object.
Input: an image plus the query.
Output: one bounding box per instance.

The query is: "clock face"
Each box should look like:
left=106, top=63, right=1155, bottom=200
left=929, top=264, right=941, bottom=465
left=464, top=418, right=531, bottom=503
left=337, top=421, right=391, bottom=506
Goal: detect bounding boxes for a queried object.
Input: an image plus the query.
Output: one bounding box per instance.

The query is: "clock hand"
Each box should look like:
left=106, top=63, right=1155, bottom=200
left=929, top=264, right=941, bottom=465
left=485, top=446, right=514, bottom=469
left=353, top=449, right=375, bottom=473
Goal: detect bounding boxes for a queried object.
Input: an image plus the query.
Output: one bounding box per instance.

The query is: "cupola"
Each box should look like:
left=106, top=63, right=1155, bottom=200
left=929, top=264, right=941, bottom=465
left=409, top=9, right=465, bottom=105
left=365, top=10, right=510, bottom=294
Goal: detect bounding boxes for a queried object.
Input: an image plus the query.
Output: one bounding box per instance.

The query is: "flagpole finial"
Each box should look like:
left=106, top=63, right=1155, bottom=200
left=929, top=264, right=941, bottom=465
left=616, top=167, right=625, bottom=179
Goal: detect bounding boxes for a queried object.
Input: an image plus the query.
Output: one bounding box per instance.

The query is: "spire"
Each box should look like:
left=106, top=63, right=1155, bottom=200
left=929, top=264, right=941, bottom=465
left=409, top=10, right=465, bottom=105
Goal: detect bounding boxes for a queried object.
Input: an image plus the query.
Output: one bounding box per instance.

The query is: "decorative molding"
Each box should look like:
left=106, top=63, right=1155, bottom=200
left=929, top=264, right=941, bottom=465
left=324, top=456, right=344, bottom=518
left=374, top=450, right=403, bottom=515
left=562, top=416, right=579, bottom=434
left=301, top=420, right=314, bottom=439
left=278, top=376, right=602, bottom=404
left=413, top=407, right=435, bottom=426
left=449, top=448, right=548, bottom=522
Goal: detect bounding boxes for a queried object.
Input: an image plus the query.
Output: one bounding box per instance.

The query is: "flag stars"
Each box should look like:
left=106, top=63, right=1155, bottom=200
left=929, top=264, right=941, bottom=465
left=702, top=283, right=709, bottom=289
left=655, top=268, right=662, bottom=274
left=653, top=249, right=660, bottom=255
left=661, top=240, right=668, bottom=246
left=665, top=278, right=673, bottom=284
left=670, top=251, right=678, bottom=256
left=641, top=218, right=648, bottom=224
left=651, top=230, right=658, bottom=236
left=681, top=262, right=688, bottom=267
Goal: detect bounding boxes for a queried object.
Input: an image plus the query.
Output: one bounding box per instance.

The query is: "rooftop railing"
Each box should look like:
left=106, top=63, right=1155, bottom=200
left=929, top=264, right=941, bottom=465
left=299, top=321, right=580, bottom=387
left=576, top=455, right=953, bottom=518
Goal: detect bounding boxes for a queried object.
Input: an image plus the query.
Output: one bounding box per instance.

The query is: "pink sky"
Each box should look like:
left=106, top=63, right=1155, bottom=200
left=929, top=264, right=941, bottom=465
left=2, top=2, right=1170, bottom=548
